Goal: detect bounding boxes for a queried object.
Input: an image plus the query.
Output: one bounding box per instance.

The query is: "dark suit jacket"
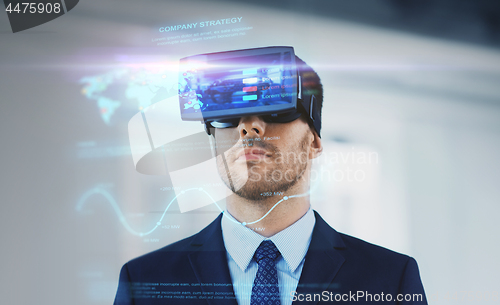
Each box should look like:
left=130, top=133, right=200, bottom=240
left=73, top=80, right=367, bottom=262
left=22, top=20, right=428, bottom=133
left=114, top=211, right=427, bottom=304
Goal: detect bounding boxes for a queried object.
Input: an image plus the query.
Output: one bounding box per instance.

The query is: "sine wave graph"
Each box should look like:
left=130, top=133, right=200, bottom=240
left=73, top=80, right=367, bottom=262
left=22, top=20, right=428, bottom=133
left=76, top=186, right=311, bottom=236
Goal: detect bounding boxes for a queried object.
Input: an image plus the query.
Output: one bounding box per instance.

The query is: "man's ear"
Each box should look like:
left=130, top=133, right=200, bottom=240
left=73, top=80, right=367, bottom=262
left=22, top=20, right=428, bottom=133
left=309, top=129, right=323, bottom=160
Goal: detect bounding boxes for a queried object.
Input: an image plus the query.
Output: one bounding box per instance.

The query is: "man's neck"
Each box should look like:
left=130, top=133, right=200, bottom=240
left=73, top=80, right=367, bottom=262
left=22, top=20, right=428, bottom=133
left=225, top=185, right=311, bottom=237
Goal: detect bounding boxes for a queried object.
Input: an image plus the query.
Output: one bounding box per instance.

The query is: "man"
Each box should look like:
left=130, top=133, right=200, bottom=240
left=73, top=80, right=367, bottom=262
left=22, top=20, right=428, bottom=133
left=114, top=50, right=427, bottom=305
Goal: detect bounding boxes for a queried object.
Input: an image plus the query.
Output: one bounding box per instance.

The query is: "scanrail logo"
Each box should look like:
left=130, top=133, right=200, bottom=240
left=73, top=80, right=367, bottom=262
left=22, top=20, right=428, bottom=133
left=4, top=0, right=79, bottom=33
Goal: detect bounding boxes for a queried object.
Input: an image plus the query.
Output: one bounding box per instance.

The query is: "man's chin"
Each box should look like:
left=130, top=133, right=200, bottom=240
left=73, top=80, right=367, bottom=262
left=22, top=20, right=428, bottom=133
left=232, top=173, right=300, bottom=202
left=233, top=185, right=268, bottom=201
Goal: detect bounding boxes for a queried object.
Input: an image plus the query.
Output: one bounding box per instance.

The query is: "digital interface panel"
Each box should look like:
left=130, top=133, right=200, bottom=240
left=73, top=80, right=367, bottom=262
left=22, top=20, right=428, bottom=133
left=179, top=47, right=297, bottom=121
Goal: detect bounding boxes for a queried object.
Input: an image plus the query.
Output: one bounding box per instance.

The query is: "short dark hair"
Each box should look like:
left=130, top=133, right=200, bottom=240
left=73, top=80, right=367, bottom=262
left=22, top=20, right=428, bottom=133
left=295, top=56, right=323, bottom=137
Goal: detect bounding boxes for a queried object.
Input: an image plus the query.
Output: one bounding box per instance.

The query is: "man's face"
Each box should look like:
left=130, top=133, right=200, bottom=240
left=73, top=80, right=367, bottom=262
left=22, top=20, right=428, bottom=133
left=214, top=115, right=314, bottom=201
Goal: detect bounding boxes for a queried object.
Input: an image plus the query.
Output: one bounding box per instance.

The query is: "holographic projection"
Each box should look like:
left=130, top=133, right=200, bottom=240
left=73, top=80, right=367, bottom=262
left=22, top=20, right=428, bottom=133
left=153, top=16, right=253, bottom=47
left=76, top=186, right=216, bottom=236
left=76, top=184, right=313, bottom=236
left=75, top=61, right=314, bottom=238
left=80, top=65, right=178, bottom=125
left=75, top=48, right=328, bottom=239
left=77, top=64, right=180, bottom=240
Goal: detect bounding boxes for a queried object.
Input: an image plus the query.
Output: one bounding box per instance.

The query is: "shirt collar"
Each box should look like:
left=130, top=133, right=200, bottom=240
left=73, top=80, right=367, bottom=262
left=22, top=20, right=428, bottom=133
left=221, top=207, right=315, bottom=273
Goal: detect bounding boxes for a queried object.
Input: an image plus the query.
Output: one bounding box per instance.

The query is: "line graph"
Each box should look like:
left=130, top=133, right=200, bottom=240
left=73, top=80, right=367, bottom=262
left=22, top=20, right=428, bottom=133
left=76, top=186, right=311, bottom=236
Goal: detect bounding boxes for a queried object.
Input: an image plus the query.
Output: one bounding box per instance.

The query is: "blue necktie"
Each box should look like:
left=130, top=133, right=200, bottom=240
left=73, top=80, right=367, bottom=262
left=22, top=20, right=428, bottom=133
left=251, top=240, right=281, bottom=305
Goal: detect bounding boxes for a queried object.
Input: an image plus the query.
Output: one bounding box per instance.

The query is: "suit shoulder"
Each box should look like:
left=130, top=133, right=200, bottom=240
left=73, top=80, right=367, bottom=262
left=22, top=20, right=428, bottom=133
left=338, top=231, right=413, bottom=267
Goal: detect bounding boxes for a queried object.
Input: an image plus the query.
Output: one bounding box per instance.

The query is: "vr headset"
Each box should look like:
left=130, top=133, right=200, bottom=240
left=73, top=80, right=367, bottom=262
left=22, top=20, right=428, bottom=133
left=178, top=46, right=321, bottom=137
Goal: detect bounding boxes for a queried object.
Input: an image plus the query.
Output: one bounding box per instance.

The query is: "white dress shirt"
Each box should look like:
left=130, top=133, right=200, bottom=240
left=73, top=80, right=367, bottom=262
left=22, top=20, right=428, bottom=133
left=221, top=208, right=316, bottom=305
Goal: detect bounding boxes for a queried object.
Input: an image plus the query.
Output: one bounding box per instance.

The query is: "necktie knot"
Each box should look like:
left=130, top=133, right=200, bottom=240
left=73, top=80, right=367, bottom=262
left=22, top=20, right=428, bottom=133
left=254, top=240, right=280, bottom=264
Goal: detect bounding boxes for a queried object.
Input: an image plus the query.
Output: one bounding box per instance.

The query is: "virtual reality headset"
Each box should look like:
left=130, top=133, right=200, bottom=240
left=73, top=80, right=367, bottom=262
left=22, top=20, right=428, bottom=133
left=178, top=46, right=321, bottom=137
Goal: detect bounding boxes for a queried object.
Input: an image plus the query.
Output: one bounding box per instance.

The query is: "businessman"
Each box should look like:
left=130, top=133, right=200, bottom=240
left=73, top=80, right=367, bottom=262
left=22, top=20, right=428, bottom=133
left=114, top=47, right=427, bottom=304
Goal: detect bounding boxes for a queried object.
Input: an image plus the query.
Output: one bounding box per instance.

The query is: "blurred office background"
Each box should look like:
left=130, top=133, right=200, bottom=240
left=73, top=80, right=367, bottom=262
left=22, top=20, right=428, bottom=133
left=1, top=0, right=499, bottom=304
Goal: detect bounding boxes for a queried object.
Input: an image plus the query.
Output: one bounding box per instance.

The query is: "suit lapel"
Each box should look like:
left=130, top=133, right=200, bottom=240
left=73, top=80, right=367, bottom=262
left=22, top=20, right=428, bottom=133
left=293, top=212, right=346, bottom=305
left=188, top=214, right=238, bottom=305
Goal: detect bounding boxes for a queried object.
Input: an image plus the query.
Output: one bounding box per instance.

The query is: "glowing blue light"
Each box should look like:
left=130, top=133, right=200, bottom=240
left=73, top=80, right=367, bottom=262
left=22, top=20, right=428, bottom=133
left=242, top=69, right=258, bottom=75
left=243, top=95, right=258, bottom=101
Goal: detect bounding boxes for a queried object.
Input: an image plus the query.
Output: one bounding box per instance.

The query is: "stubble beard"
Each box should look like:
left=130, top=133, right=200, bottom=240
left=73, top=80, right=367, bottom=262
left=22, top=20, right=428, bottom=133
left=217, top=134, right=310, bottom=201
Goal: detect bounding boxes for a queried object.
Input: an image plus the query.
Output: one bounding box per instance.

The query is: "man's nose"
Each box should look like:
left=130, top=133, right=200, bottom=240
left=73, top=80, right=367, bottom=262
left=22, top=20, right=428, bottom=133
left=238, top=116, right=266, bottom=138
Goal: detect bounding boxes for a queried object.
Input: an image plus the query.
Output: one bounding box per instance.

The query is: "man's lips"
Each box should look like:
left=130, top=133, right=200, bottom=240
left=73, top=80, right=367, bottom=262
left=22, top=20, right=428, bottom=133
left=235, top=148, right=271, bottom=161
